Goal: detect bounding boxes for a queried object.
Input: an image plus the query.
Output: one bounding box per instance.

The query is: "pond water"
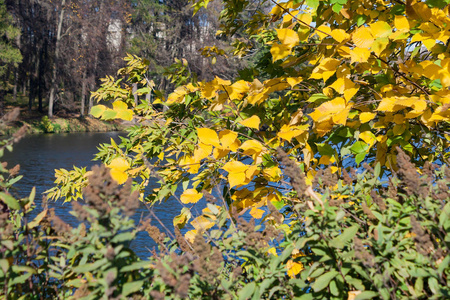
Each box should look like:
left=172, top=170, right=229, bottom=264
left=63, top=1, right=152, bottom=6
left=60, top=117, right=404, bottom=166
left=2, top=131, right=194, bottom=258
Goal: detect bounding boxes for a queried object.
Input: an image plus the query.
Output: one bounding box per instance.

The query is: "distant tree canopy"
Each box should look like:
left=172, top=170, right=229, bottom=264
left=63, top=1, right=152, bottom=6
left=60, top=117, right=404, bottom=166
left=2, top=0, right=231, bottom=117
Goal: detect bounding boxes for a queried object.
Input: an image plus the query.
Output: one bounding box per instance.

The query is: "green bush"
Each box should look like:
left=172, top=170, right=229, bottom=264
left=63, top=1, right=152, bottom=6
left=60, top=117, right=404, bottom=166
left=0, top=146, right=448, bottom=299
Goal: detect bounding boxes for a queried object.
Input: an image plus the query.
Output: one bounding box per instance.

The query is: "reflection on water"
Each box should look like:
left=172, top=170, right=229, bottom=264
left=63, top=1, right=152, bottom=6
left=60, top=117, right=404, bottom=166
left=2, top=132, right=197, bottom=258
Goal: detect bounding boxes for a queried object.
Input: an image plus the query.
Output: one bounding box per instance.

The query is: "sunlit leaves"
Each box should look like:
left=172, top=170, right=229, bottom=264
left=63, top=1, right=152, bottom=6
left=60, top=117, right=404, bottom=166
left=108, top=157, right=130, bottom=184
left=271, top=28, right=300, bottom=61
left=239, top=115, right=260, bottom=129
left=180, top=189, right=202, bottom=204
left=197, top=127, right=221, bottom=147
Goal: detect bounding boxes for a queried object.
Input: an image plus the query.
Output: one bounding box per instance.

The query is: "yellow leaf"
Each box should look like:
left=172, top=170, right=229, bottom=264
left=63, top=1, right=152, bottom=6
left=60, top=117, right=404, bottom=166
left=275, top=28, right=300, bottom=47
left=352, top=26, right=374, bottom=49
left=180, top=189, right=203, bottom=204
left=191, top=215, right=215, bottom=230
left=359, top=131, right=377, bottom=147
left=394, top=15, right=410, bottom=32
left=109, top=157, right=129, bottom=172
left=228, top=172, right=247, bottom=188
left=372, top=37, right=389, bottom=56
left=286, top=77, right=303, bottom=87
left=240, top=139, right=264, bottom=156
left=110, top=169, right=128, bottom=184
left=262, top=166, right=282, bottom=181
left=112, top=100, right=128, bottom=110
left=271, top=43, right=292, bottom=61
left=239, top=115, right=260, bottom=129
left=316, top=25, right=331, bottom=40
left=350, top=47, right=371, bottom=63
left=225, top=80, right=250, bottom=100
left=277, top=124, right=309, bottom=142
left=359, top=112, right=376, bottom=123
left=310, top=97, right=352, bottom=125
left=197, top=128, right=221, bottom=147
left=167, top=86, right=189, bottom=104
left=310, top=58, right=341, bottom=82
left=286, top=260, right=304, bottom=278
left=219, top=130, right=240, bottom=151
left=213, top=147, right=229, bottom=159
left=369, top=21, right=392, bottom=39
left=194, top=143, right=212, bottom=162
left=223, top=161, right=249, bottom=173
left=331, top=29, right=350, bottom=43
left=185, top=230, right=197, bottom=243
left=250, top=207, right=265, bottom=219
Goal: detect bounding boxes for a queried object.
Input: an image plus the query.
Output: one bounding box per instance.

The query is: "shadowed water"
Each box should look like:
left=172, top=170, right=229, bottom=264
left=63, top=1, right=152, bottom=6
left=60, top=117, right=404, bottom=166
left=2, top=132, right=195, bottom=258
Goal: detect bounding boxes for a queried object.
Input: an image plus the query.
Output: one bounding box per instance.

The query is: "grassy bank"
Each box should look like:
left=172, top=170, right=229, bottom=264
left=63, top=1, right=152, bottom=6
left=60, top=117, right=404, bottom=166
left=2, top=105, right=124, bottom=135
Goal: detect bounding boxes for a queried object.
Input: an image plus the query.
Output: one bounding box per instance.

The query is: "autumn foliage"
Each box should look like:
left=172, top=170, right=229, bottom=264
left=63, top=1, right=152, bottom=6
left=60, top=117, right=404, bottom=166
left=32, top=0, right=450, bottom=298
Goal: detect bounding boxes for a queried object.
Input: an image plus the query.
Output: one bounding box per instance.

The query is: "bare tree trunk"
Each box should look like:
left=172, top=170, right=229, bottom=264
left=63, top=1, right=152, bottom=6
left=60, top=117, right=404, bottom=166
left=13, top=69, right=18, bottom=103
left=48, top=0, right=66, bottom=118
left=80, top=70, right=87, bottom=116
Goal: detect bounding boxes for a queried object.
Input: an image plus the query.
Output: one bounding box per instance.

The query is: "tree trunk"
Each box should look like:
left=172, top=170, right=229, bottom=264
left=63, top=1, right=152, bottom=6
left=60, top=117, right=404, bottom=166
left=80, top=70, right=87, bottom=116
left=13, top=69, right=18, bottom=103
left=48, top=0, right=66, bottom=118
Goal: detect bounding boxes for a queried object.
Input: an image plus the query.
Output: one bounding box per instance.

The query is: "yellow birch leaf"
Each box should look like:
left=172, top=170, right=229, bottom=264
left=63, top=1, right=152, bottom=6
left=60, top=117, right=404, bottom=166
left=219, top=130, right=240, bottom=151
left=239, top=115, right=260, bottom=129
left=191, top=215, right=214, bottom=230
left=310, top=97, right=352, bottom=124
left=240, top=139, right=264, bottom=156
left=194, top=143, right=212, bottom=162
left=276, top=28, right=300, bottom=47
left=360, top=112, right=377, bottom=123
left=394, top=15, right=410, bottom=32
left=372, top=37, right=389, bottom=56
left=228, top=172, right=247, bottom=188
left=344, top=86, right=359, bottom=102
left=110, top=169, right=128, bottom=185
left=316, top=25, right=331, bottom=40
left=223, top=161, right=249, bottom=173
left=112, top=100, right=128, bottom=110
left=213, top=148, right=229, bottom=159
left=369, top=21, right=392, bottom=39
left=278, top=124, right=309, bottom=142
left=331, top=29, right=350, bottom=43
left=167, top=86, right=189, bottom=104
left=250, top=207, right=265, bottom=219
left=109, top=157, right=129, bottom=172
left=286, top=77, right=303, bottom=87
left=359, top=131, right=377, bottom=147
left=197, top=128, right=221, bottom=147
left=271, top=43, right=292, bottom=61
left=350, top=47, right=371, bottom=63
left=352, top=26, right=374, bottom=49
left=262, top=166, right=282, bottom=181
left=180, top=189, right=203, bottom=204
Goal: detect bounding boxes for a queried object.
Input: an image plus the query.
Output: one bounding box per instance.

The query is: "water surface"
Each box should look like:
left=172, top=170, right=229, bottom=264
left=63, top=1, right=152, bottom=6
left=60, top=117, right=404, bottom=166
left=2, top=132, right=192, bottom=258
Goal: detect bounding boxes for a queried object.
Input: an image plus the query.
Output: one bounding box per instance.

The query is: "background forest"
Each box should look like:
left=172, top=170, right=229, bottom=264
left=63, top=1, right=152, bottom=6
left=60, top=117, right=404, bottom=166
left=0, top=0, right=242, bottom=118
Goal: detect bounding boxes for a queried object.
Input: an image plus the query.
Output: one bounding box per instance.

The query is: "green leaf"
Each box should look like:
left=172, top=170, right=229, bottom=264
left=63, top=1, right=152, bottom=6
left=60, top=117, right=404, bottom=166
left=73, top=259, right=108, bottom=273
left=90, top=105, right=106, bottom=118
left=306, top=0, right=320, bottom=9
left=312, top=270, right=339, bottom=292
left=350, top=141, right=369, bottom=154
left=239, top=281, right=256, bottom=300
left=329, top=225, right=359, bottom=249
left=122, top=280, right=144, bottom=297
left=354, top=291, right=379, bottom=300
left=0, top=192, right=20, bottom=210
